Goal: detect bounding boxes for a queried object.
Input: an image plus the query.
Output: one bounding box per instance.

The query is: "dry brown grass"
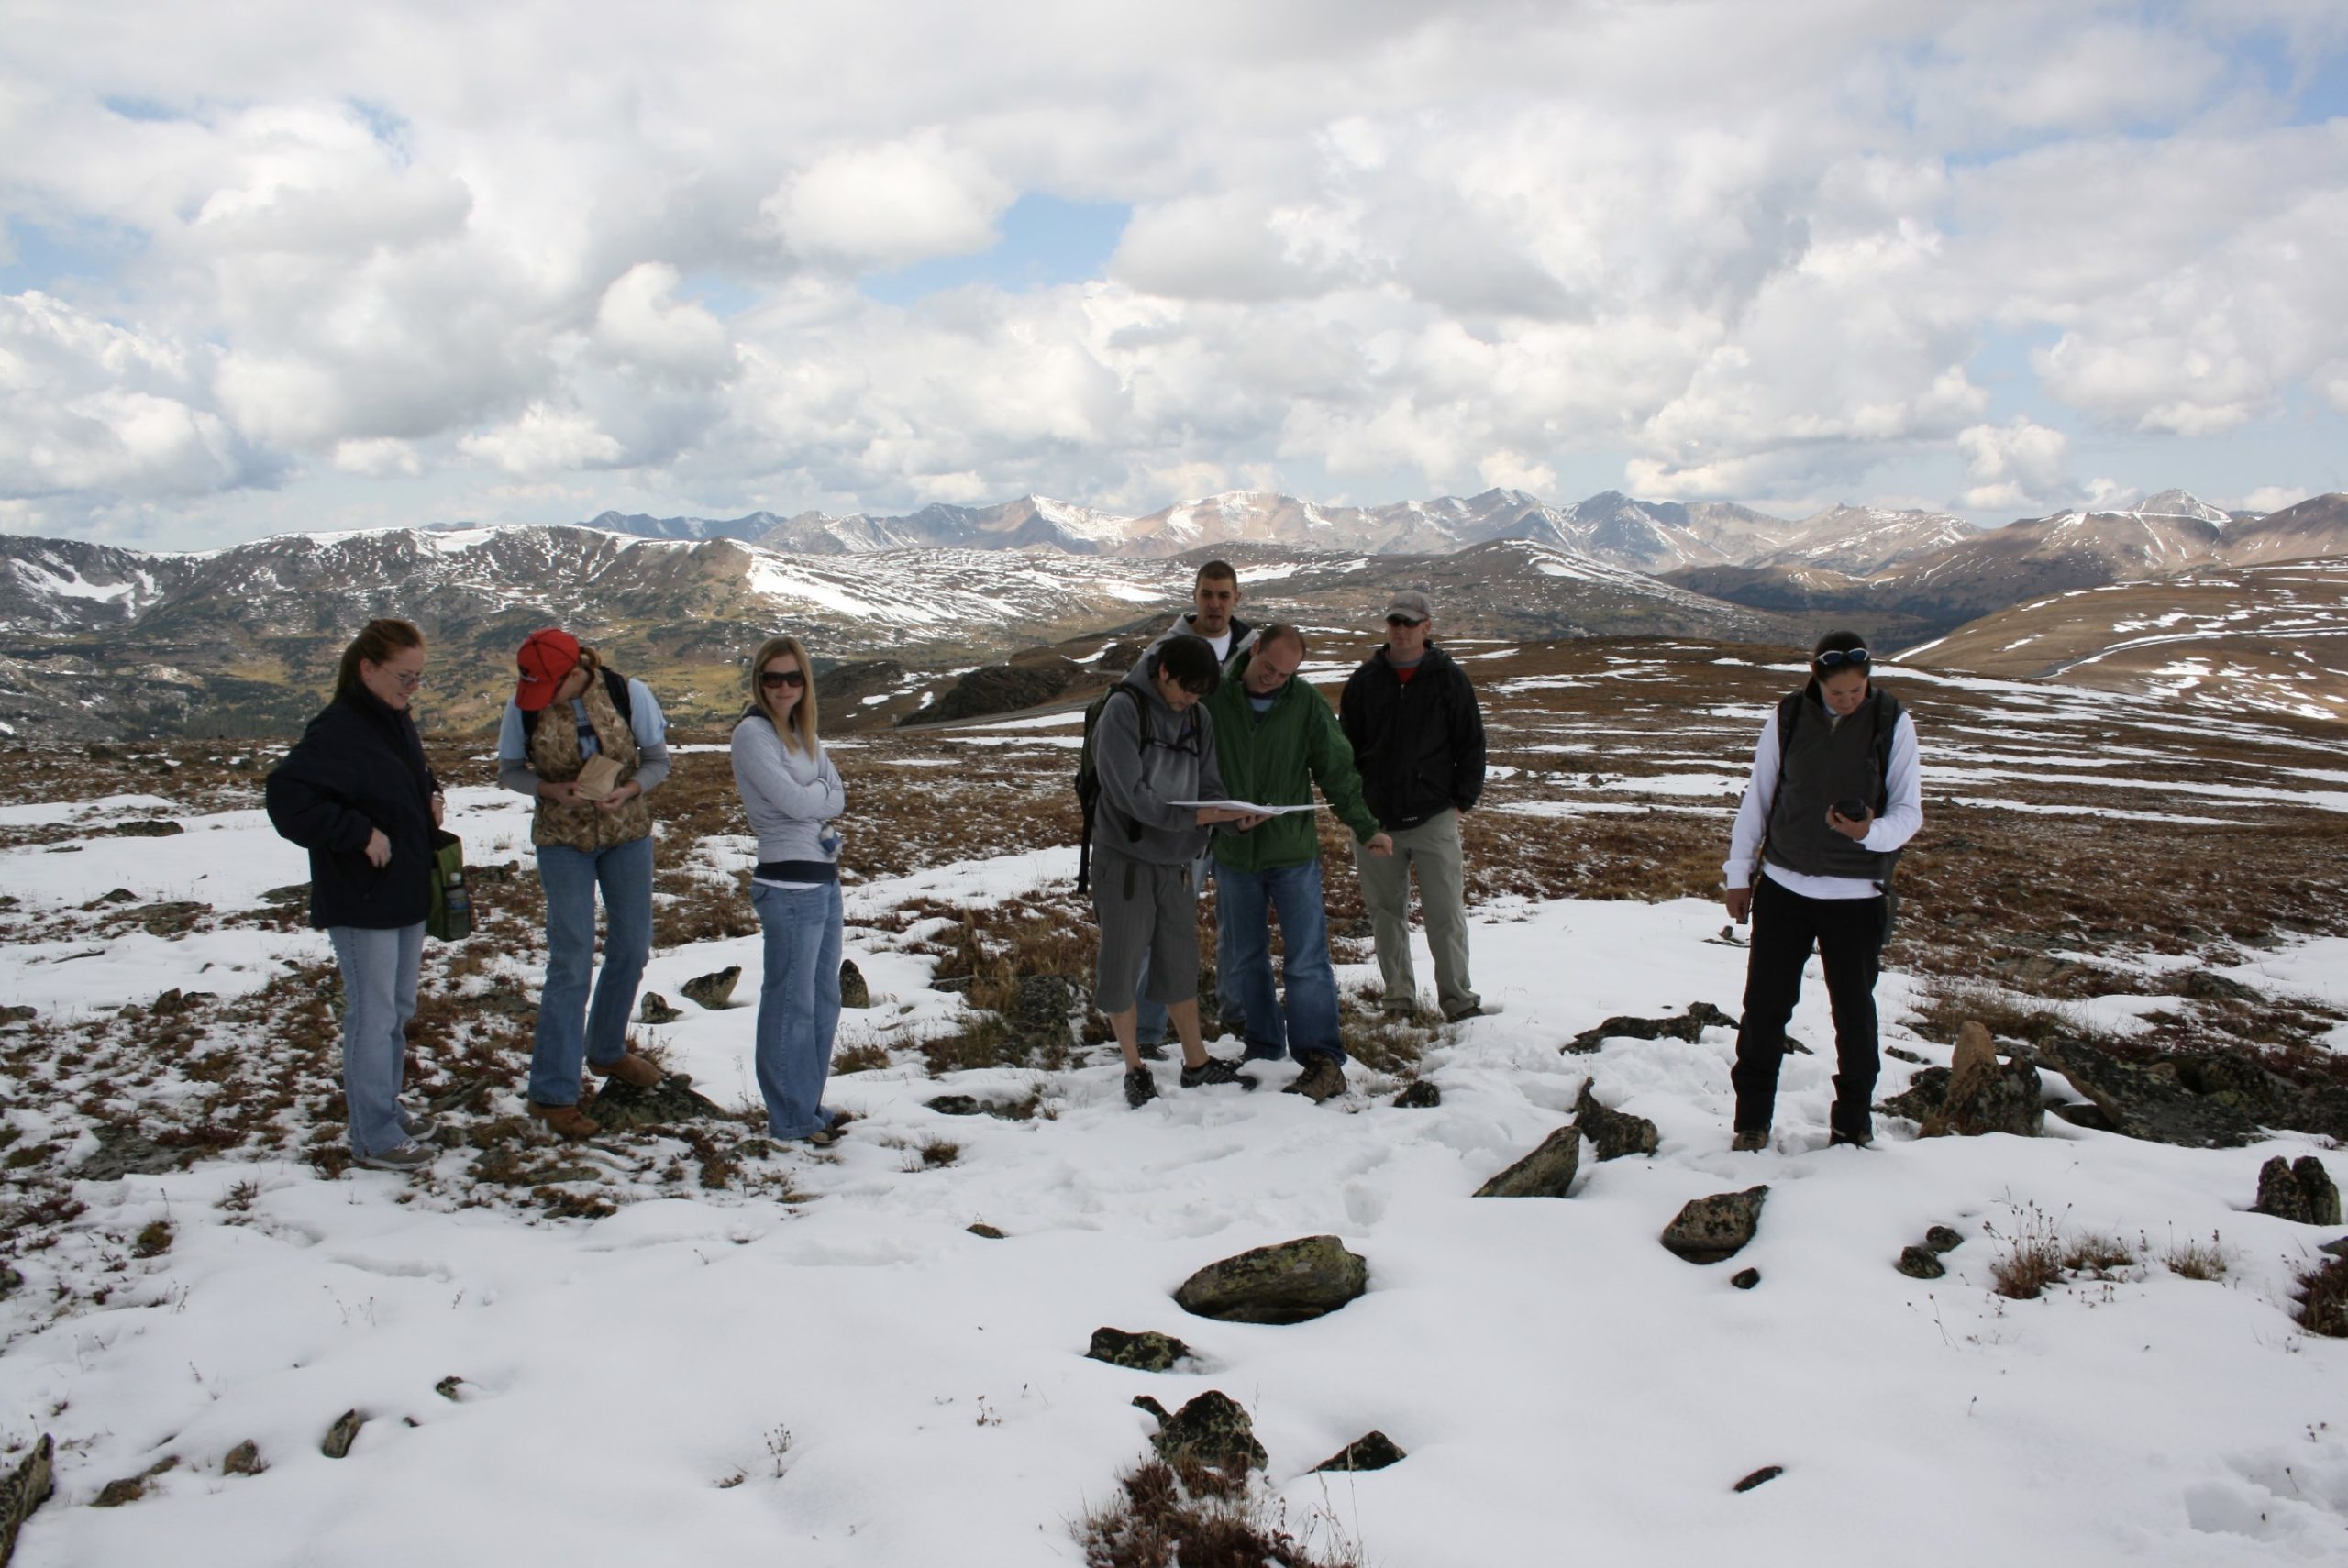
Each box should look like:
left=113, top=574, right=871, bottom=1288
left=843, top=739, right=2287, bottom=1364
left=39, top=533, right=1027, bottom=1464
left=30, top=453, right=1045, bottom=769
left=2296, top=1256, right=2348, bottom=1338
left=1076, top=1456, right=1361, bottom=1568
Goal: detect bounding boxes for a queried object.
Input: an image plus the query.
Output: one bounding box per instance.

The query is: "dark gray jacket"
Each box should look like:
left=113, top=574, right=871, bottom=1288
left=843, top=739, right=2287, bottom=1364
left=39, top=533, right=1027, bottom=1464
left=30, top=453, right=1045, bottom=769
left=1092, top=660, right=1225, bottom=867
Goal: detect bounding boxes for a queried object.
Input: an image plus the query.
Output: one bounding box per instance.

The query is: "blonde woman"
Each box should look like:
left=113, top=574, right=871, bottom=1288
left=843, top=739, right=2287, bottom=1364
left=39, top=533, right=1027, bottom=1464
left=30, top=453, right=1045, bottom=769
left=730, top=635, right=848, bottom=1144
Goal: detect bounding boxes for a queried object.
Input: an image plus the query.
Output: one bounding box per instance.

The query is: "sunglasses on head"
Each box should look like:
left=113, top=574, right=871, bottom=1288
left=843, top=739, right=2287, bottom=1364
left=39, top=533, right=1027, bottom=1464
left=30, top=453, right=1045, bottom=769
left=759, top=668, right=807, bottom=689
left=1815, top=648, right=1871, bottom=669
left=1386, top=614, right=1423, bottom=629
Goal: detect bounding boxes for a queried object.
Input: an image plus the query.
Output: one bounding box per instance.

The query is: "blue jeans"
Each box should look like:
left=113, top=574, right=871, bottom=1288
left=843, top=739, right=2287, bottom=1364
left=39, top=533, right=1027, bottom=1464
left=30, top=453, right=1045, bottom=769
left=1213, top=857, right=1344, bottom=1065
left=751, top=881, right=844, bottom=1139
left=328, top=922, right=425, bottom=1157
left=1137, top=857, right=1242, bottom=1044
left=529, top=834, right=654, bottom=1107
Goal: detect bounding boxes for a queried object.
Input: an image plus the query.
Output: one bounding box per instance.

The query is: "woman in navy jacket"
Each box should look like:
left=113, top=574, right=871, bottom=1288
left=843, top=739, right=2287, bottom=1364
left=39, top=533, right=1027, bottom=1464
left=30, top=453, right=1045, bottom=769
left=265, top=618, right=446, bottom=1172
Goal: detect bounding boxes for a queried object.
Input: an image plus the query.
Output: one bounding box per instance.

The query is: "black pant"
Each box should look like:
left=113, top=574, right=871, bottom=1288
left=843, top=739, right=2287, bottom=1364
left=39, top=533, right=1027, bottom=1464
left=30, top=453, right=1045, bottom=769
left=1730, top=874, right=1885, bottom=1140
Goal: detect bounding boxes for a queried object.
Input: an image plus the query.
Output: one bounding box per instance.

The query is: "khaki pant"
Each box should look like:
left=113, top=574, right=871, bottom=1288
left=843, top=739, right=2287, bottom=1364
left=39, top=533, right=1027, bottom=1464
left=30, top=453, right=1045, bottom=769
left=1354, top=808, right=1479, bottom=1019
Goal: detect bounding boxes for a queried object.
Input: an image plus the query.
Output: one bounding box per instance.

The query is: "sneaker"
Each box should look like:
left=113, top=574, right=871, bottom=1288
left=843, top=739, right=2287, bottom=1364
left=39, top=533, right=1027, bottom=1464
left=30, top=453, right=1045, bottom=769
left=1136, top=1042, right=1168, bottom=1062
left=1730, top=1128, right=1770, bottom=1153
left=1180, top=1056, right=1257, bottom=1091
left=353, top=1141, right=434, bottom=1172
left=1445, top=1001, right=1502, bottom=1022
left=1124, top=1067, right=1159, bottom=1109
left=1281, top=1054, right=1346, bottom=1102
left=593, top=1052, right=663, bottom=1088
left=528, top=1101, right=602, bottom=1140
left=398, top=1110, right=438, bottom=1142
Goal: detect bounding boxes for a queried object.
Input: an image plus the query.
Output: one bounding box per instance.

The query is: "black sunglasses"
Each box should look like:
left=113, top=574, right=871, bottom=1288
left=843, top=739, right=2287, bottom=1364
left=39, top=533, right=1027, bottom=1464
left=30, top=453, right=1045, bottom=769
left=1386, top=614, right=1424, bottom=629
left=759, top=668, right=807, bottom=689
left=1815, top=648, right=1871, bottom=669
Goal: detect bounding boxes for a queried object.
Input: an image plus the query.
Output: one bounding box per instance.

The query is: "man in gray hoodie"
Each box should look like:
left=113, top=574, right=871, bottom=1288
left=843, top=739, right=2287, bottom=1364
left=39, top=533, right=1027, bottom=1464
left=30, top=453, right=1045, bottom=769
left=1091, top=634, right=1266, bottom=1107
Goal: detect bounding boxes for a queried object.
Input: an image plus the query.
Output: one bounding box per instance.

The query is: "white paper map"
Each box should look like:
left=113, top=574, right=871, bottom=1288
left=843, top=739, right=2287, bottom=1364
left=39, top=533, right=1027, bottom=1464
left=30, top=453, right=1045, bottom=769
left=1172, top=800, right=1321, bottom=814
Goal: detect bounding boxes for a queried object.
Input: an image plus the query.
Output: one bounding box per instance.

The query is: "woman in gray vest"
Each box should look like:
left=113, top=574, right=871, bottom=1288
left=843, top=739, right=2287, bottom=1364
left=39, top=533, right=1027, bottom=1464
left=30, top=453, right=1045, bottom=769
left=496, top=627, right=672, bottom=1138
left=1722, top=630, right=1922, bottom=1151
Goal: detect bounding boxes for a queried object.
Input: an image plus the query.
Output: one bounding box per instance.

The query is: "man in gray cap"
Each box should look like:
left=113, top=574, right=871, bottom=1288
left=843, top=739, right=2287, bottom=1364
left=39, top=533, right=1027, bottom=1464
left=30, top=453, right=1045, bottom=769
left=1338, top=590, right=1493, bottom=1021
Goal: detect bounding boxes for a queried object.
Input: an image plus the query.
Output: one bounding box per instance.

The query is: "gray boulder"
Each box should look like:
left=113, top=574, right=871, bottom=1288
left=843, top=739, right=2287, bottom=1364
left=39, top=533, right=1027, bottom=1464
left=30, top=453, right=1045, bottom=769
left=680, top=967, right=742, bottom=1010
left=2254, top=1156, right=2342, bottom=1227
left=1174, top=1235, right=1368, bottom=1324
left=1574, top=1082, right=1659, bottom=1161
left=1661, top=1187, right=1768, bottom=1264
left=1896, top=1246, right=1945, bottom=1280
left=1473, top=1127, right=1583, bottom=1198
left=1, top=1435, right=52, bottom=1560
left=1086, top=1328, right=1192, bottom=1372
left=1002, top=974, right=1079, bottom=1055
left=321, top=1409, right=363, bottom=1459
left=637, top=993, right=682, bottom=1024
left=2043, top=1039, right=2265, bottom=1148
left=1143, top=1390, right=1266, bottom=1475
left=839, top=960, right=871, bottom=1009
left=1920, top=1022, right=2043, bottom=1138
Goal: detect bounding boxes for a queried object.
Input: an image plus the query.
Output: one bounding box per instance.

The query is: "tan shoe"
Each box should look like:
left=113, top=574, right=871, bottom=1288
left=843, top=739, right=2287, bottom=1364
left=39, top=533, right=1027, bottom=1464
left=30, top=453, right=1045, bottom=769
left=1730, top=1128, right=1769, bottom=1153
left=529, top=1101, right=602, bottom=1140
left=594, top=1052, right=663, bottom=1089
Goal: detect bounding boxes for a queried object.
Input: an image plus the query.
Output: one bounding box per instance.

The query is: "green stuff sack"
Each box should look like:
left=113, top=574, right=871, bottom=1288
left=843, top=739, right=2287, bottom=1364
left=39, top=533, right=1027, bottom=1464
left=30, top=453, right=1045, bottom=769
left=426, top=829, right=472, bottom=941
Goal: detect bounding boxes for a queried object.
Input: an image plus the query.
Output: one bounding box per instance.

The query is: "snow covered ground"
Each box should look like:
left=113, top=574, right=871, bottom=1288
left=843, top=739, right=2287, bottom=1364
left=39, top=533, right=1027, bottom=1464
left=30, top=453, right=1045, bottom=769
left=2, top=800, right=2345, bottom=1565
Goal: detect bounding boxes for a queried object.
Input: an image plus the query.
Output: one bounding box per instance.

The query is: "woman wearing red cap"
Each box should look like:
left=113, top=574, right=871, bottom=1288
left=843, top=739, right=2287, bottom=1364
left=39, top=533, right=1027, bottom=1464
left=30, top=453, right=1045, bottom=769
left=496, top=628, right=671, bottom=1137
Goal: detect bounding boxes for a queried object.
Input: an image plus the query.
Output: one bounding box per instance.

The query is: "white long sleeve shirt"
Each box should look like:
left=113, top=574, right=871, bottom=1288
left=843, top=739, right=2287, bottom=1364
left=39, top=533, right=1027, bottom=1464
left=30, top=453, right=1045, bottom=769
left=1723, top=703, right=1922, bottom=900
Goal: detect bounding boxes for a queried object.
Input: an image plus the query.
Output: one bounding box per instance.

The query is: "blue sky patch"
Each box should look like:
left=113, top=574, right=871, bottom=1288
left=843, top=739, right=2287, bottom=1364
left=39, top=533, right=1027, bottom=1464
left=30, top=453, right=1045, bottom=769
left=861, top=193, right=1131, bottom=305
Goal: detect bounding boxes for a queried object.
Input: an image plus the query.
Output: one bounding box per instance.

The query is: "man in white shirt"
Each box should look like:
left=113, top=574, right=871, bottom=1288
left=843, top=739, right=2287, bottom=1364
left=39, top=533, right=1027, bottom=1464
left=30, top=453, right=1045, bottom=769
left=1722, top=631, right=1922, bottom=1151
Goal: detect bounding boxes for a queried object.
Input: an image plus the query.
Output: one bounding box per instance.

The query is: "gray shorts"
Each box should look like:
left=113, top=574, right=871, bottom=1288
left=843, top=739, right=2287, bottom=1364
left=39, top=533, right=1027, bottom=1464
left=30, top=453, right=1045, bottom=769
left=1090, top=849, right=1200, bottom=1013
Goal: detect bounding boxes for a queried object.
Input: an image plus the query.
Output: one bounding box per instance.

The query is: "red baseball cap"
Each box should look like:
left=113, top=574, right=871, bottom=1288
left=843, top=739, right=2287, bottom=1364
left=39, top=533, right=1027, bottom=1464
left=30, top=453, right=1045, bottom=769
left=515, top=627, right=581, bottom=712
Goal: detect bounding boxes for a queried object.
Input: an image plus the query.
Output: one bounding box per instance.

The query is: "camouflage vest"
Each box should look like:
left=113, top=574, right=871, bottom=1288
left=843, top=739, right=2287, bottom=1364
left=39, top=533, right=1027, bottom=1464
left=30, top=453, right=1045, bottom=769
left=527, top=672, right=653, bottom=852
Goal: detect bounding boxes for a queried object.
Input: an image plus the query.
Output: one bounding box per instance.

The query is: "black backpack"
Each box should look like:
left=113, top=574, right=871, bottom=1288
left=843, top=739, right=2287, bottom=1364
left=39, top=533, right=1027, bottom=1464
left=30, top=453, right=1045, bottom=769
left=520, top=666, right=633, bottom=740
left=1074, top=683, right=1196, bottom=893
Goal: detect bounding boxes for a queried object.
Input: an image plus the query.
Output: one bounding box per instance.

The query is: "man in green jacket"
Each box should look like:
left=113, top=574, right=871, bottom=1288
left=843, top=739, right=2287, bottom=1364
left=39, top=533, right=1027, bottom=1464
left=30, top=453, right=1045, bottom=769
left=1205, top=624, right=1393, bottom=1101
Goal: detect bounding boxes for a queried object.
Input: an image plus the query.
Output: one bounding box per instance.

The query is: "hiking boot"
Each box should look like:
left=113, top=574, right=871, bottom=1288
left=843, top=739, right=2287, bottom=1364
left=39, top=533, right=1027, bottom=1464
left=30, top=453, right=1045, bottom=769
left=1180, top=1056, right=1257, bottom=1091
left=353, top=1141, right=434, bottom=1173
left=1730, top=1128, right=1770, bottom=1153
left=1281, top=1054, right=1346, bottom=1102
left=398, top=1109, right=439, bottom=1142
left=1445, top=1001, right=1502, bottom=1022
left=529, top=1101, right=601, bottom=1140
left=1124, top=1067, right=1159, bottom=1109
left=594, top=1052, right=663, bottom=1089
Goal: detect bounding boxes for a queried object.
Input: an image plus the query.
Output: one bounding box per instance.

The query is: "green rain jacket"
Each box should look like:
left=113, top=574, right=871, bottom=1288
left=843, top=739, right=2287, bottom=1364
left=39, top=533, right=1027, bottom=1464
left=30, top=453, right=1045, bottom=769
left=1205, top=649, right=1381, bottom=872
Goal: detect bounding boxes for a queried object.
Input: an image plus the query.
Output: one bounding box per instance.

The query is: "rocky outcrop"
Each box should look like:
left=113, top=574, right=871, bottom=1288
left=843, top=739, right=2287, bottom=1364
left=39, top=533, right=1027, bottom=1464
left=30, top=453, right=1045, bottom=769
left=1662, top=1187, right=1768, bottom=1264
left=903, top=657, right=1086, bottom=725
left=75, top=1127, right=198, bottom=1180
left=0, top=1435, right=52, bottom=1562
left=1087, top=1328, right=1193, bottom=1373
left=1174, top=1236, right=1368, bottom=1324
left=1314, top=1431, right=1406, bottom=1473
left=2254, top=1156, right=2342, bottom=1227
left=1917, top=1022, right=2043, bottom=1138
left=680, top=967, right=742, bottom=1010
left=1564, top=1002, right=1736, bottom=1054
left=1473, top=1127, right=1582, bottom=1198
left=1141, top=1391, right=1267, bottom=1475
left=2043, top=1040, right=2266, bottom=1147
left=1574, top=1082, right=1659, bottom=1161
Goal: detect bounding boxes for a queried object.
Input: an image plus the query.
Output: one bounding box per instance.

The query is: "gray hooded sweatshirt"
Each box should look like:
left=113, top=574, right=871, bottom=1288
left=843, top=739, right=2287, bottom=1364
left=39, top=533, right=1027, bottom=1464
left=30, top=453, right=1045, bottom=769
left=1092, top=658, right=1225, bottom=867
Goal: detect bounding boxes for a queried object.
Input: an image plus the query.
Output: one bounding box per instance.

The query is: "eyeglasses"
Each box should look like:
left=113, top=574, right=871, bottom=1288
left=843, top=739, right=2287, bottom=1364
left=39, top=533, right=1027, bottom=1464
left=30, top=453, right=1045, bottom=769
left=1386, top=615, right=1424, bottom=629
left=373, top=668, right=425, bottom=690
left=1815, top=648, right=1872, bottom=669
left=759, top=669, right=807, bottom=690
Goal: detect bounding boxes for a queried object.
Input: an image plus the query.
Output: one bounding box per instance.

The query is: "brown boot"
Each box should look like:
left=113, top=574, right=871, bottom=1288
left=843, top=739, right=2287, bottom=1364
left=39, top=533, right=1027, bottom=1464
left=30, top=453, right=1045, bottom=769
left=529, top=1101, right=601, bottom=1139
left=594, top=1052, right=663, bottom=1089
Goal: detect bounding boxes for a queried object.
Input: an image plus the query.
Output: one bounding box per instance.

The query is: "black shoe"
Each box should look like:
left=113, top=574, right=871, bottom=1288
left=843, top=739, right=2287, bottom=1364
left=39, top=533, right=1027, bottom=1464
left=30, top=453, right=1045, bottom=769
left=1180, top=1056, right=1257, bottom=1091
left=1445, top=1001, right=1502, bottom=1022
left=1281, top=1054, right=1346, bottom=1102
left=1239, top=1043, right=1287, bottom=1063
left=1124, top=1067, right=1159, bottom=1109
left=1137, top=1042, right=1168, bottom=1061
left=1828, top=1128, right=1875, bottom=1149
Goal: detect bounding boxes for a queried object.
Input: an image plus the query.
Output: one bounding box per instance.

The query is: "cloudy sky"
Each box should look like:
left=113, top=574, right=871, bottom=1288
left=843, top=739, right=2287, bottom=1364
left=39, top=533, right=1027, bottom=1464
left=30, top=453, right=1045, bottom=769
left=5, top=0, right=2346, bottom=548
